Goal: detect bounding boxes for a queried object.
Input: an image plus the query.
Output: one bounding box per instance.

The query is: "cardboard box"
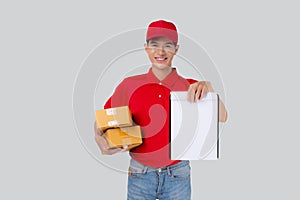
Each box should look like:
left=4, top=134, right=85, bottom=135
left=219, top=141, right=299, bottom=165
left=104, top=126, right=143, bottom=151
left=95, top=106, right=133, bottom=131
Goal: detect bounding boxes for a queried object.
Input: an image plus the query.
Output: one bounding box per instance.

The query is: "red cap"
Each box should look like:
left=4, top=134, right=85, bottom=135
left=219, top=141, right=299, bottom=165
left=146, top=20, right=178, bottom=43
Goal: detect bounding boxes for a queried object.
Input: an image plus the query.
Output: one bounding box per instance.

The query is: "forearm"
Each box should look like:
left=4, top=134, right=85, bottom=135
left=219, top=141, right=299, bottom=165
left=218, top=99, right=228, bottom=122
left=205, top=82, right=227, bottom=122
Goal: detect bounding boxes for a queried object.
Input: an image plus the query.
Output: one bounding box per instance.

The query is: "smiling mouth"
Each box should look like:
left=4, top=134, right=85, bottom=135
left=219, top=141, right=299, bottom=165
left=155, top=57, right=168, bottom=61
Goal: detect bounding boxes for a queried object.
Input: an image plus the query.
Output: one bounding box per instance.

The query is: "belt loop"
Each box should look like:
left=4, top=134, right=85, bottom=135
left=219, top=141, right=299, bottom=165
left=143, top=166, right=148, bottom=174
left=167, top=167, right=171, bottom=176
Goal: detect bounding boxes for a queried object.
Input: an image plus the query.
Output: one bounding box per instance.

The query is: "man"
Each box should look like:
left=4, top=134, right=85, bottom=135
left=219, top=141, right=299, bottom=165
left=95, top=20, right=227, bottom=200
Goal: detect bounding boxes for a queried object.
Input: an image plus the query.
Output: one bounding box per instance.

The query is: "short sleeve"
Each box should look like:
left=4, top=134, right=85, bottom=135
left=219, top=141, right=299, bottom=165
left=104, top=79, right=129, bottom=109
left=186, top=78, right=198, bottom=85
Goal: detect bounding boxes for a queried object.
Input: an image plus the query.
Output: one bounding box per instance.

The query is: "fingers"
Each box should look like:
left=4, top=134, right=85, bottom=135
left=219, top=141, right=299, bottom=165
left=95, top=133, right=108, bottom=148
left=187, top=81, right=212, bottom=102
left=94, top=121, right=100, bottom=135
left=94, top=121, right=104, bottom=136
left=187, top=85, right=194, bottom=102
left=195, top=84, right=202, bottom=100
left=105, top=148, right=122, bottom=155
left=100, top=144, right=122, bottom=155
left=200, top=84, right=208, bottom=100
left=94, top=121, right=124, bottom=155
left=206, top=81, right=214, bottom=92
left=95, top=133, right=122, bottom=155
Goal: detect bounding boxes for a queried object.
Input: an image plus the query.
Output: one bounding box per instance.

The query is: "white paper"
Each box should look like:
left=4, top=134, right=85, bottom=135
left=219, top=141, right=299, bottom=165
left=170, top=92, right=219, bottom=160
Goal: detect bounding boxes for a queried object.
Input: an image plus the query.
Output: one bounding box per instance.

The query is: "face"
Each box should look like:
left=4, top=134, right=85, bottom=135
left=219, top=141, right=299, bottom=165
left=144, top=37, right=179, bottom=70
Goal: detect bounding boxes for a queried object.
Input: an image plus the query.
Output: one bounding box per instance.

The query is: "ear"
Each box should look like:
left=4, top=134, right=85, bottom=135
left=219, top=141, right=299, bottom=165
left=144, top=43, right=150, bottom=54
left=174, top=45, right=179, bottom=54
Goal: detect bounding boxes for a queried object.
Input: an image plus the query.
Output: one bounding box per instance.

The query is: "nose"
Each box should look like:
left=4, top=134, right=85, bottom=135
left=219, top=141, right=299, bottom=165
left=156, top=46, right=166, bottom=55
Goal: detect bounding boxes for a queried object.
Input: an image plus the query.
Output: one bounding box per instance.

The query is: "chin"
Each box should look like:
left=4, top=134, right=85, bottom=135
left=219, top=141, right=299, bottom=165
left=153, top=63, right=171, bottom=70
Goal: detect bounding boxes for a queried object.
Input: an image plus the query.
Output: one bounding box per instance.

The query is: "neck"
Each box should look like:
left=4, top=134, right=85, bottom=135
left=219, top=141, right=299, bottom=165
left=151, top=66, right=173, bottom=81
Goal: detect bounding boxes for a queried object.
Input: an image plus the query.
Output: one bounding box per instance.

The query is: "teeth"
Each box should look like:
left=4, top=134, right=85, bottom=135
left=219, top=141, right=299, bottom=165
left=156, top=57, right=167, bottom=61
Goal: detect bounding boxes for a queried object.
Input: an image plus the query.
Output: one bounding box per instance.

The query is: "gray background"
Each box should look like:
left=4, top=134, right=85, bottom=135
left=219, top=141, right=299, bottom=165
left=1, top=0, right=299, bottom=199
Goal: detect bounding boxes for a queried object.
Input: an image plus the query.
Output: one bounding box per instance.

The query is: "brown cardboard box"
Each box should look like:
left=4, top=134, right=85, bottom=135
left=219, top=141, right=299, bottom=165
left=104, top=126, right=143, bottom=151
left=95, top=106, right=133, bottom=131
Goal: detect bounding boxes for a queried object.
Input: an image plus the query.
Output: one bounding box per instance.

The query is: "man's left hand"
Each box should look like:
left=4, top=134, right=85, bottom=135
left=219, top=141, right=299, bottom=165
left=187, top=81, right=214, bottom=102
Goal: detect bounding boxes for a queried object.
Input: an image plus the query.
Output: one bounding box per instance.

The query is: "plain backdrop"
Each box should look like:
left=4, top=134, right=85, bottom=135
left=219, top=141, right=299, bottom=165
left=1, top=0, right=299, bottom=199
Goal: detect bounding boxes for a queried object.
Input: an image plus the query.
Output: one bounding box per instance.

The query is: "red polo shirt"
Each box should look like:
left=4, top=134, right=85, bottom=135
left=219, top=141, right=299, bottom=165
left=104, top=68, right=197, bottom=167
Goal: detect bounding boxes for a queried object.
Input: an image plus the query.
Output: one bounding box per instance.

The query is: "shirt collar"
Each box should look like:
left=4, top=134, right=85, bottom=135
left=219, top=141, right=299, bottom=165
left=147, top=67, right=180, bottom=88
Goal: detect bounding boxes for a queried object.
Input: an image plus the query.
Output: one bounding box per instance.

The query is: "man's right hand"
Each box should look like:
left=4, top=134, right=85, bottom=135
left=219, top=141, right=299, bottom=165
left=94, top=121, right=122, bottom=155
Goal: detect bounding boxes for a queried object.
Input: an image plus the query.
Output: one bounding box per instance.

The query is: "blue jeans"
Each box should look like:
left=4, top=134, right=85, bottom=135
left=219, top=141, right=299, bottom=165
left=127, top=158, right=191, bottom=200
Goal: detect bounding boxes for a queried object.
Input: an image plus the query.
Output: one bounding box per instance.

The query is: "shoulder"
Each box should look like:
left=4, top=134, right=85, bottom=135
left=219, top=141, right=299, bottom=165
left=186, top=78, right=198, bottom=84
left=120, top=73, right=148, bottom=85
left=177, top=74, right=198, bottom=85
left=126, top=73, right=148, bottom=80
left=114, top=73, right=148, bottom=92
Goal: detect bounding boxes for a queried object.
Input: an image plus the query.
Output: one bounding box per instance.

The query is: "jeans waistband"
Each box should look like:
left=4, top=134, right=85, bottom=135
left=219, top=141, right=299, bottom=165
left=130, top=158, right=189, bottom=173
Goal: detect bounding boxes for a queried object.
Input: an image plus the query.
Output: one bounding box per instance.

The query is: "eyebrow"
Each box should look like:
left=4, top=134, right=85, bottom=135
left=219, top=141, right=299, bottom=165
left=149, top=41, right=158, bottom=44
left=149, top=41, right=174, bottom=45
